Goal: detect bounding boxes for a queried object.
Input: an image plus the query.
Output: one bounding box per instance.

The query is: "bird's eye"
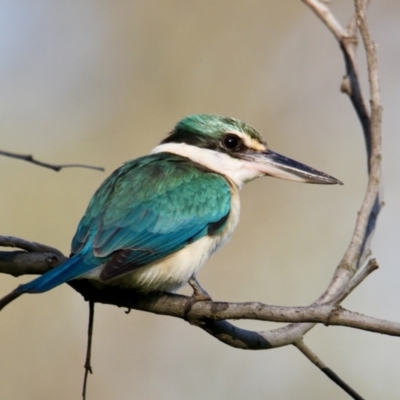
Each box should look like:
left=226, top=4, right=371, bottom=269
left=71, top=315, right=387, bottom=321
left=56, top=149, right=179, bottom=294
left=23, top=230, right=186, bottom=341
left=223, top=134, right=242, bottom=151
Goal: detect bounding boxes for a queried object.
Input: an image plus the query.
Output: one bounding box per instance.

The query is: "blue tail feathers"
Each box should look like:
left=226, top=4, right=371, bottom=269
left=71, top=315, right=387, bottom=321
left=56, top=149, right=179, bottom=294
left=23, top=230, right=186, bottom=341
left=15, top=254, right=87, bottom=294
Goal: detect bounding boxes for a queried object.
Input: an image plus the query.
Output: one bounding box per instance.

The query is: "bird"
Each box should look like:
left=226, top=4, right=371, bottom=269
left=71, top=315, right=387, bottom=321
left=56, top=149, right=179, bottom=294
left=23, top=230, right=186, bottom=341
left=0, top=114, right=341, bottom=310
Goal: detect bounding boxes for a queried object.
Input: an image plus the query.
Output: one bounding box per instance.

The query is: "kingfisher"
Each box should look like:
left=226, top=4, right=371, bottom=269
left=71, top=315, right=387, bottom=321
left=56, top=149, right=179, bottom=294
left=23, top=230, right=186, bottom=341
left=0, top=114, right=341, bottom=310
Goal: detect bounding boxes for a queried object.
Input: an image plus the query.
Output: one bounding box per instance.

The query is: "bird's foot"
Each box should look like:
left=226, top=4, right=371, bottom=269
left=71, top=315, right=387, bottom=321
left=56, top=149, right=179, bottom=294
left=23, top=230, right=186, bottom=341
left=184, top=277, right=212, bottom=323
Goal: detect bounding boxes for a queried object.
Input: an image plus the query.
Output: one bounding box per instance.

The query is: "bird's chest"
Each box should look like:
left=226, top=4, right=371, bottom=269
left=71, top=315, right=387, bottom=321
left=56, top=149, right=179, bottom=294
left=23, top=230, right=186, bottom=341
left=213, top=181, right=240, bottom=249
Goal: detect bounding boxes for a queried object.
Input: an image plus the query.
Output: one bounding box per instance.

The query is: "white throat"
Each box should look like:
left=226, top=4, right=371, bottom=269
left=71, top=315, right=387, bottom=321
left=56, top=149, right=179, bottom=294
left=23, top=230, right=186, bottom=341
left=151, top=142, right=263, bottom=189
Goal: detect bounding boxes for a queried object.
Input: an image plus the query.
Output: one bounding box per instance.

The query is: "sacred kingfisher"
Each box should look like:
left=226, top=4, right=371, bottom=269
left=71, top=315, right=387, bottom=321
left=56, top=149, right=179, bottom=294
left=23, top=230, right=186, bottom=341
left=0, top=114, right=341, bottom=309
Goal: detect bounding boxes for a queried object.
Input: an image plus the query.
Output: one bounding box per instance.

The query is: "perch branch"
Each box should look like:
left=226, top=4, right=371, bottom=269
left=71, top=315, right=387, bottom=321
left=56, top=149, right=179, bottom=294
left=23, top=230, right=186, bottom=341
left=1, top=244, right=400, bottom=340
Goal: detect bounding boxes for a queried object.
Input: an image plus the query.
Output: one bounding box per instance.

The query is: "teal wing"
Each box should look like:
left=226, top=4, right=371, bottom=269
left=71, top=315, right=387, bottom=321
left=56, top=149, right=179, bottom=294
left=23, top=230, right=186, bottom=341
left=71, top=153, right=231, bottom=281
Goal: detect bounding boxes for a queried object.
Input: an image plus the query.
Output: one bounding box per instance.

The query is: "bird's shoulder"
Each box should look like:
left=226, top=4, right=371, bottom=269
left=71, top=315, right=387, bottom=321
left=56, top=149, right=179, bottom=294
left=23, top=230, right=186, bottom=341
left=100, top=152, right=231, bottom=207
left=71, top=153, right=232, bottom=254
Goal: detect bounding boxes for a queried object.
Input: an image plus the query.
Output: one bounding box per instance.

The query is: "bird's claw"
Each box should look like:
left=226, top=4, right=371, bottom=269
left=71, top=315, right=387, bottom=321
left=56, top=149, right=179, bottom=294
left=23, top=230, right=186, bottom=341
left=184, top=277, right=212, bottom=323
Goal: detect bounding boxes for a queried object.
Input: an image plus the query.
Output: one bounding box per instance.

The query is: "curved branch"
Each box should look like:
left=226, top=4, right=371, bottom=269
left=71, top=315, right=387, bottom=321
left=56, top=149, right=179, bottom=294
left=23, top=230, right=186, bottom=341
left=0, top=235, right=65, bottom=255
left=270, top=0, right=384, bottom=347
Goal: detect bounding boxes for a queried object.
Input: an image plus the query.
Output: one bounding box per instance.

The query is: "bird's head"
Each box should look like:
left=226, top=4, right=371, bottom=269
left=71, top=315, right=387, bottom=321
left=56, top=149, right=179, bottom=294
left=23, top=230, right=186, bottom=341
left=152, top=114, right=342, bottom=188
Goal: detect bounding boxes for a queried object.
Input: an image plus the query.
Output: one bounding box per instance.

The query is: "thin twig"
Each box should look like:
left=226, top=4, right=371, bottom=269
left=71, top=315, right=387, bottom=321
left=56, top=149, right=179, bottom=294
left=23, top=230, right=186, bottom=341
left=0, top=150, right=104, bottom=172
left=302, top=0, right=345, bottom=40
left=337, top=258, right=379, bottom=301
left=0, top=291, right=22, bottom=312
left=294, top=339, right=365, bottom=400
left=354, top=0, right=382, bottom=155
left=82, top=301, right=95, bottom=400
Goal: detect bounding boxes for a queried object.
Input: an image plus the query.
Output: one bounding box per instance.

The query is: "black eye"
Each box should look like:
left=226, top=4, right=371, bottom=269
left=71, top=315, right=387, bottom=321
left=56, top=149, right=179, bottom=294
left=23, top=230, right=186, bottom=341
left=223, top=134, right=242, bottom=151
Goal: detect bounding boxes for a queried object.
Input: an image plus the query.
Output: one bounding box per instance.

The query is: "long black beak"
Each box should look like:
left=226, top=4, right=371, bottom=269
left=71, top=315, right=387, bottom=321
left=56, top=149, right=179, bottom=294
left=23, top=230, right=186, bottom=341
left=251, top=149, right=342, bottom=185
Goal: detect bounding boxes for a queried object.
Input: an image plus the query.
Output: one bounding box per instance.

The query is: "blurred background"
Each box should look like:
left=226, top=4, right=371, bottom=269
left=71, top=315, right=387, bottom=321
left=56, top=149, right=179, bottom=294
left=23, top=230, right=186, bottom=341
left=1, top=1, right=399, bottom=399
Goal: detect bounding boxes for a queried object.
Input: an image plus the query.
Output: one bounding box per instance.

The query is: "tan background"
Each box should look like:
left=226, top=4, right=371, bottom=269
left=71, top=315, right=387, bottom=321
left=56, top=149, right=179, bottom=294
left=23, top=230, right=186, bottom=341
left=1, top=1, right=400, bottom=399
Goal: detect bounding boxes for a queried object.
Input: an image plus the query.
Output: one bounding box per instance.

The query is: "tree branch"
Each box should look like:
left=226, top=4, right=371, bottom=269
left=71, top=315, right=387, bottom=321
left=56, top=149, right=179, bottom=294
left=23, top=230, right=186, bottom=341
left=82, top=301, right=95, bottom=400
left=294, top=339, right=365, bottom=400
left=0, top=149, right=104, bottom=172
left=1, top=244, right=399, bottom=342
left=0, top=236, right=67, bottom=276
left=281, top=0, right=384, bottom=338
